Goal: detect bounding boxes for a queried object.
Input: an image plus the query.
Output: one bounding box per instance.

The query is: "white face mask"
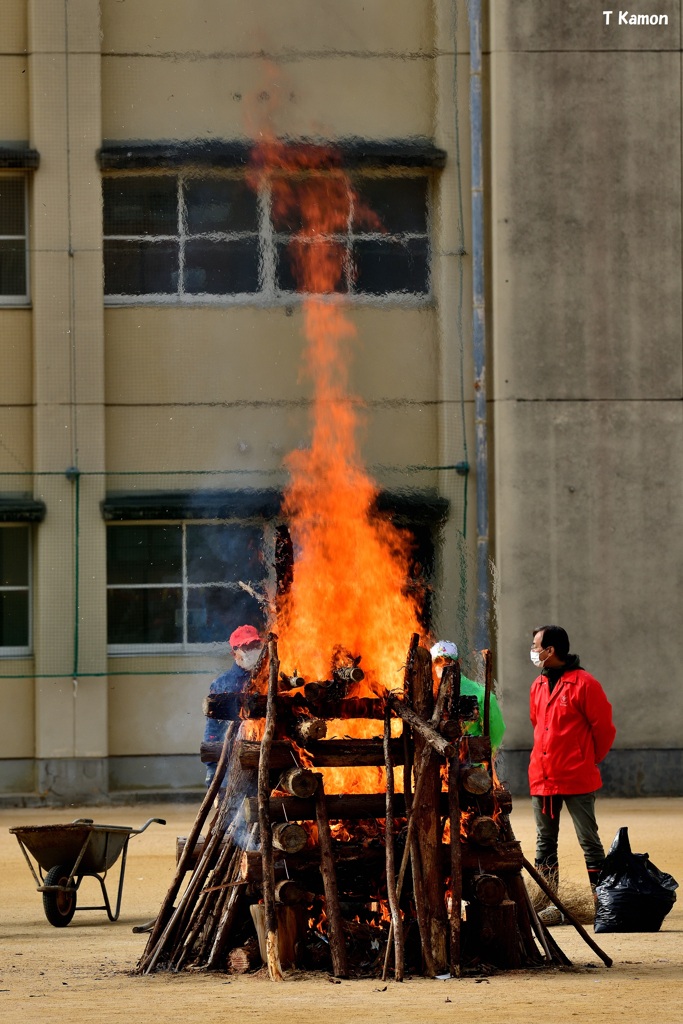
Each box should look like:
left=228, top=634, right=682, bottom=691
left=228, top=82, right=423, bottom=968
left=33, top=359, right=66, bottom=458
left=530, top=650, right=544, bottom=668
left=235, top=648, right=260, bottom=671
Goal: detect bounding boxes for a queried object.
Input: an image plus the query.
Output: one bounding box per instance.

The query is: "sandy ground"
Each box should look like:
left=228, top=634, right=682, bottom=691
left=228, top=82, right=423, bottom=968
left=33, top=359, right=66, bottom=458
left=1, top=797, right=681, bottom=1024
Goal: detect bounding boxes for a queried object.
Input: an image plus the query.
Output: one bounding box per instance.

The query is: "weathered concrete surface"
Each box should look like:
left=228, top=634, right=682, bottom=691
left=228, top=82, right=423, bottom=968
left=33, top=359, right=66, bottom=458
left=493, top=399, right=682, bottom=748
left=489, top=3, right=683, bottom=761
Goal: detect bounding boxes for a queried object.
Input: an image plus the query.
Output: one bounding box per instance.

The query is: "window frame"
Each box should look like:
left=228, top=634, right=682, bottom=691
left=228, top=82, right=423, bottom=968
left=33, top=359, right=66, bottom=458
left=0, top=173, right=29, bottom=306
left=102, top=168, right=431, bottom=307
left=0, top=523, right=32, bottom=656
left=106, top=519, right=271, bottom=656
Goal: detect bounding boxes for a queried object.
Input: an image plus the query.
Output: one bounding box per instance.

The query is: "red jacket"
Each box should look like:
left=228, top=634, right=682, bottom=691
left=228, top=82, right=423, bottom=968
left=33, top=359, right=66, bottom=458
left=529, top=667, right=616, bottom=796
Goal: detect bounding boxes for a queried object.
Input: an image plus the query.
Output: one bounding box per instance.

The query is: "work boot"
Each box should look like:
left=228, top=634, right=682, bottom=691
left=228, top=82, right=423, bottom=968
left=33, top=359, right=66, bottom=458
left=587, top=862, right=604, bottom=918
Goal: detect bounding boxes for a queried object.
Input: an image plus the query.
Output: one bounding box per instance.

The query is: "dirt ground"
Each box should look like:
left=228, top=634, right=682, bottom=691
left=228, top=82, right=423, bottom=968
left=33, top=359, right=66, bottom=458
left=1, top=797, right=681, bottom=1024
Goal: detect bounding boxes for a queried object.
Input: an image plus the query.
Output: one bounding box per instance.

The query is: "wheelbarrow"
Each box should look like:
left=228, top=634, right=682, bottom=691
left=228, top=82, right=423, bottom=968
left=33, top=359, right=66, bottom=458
left=9, top=816, right=166, bottom=927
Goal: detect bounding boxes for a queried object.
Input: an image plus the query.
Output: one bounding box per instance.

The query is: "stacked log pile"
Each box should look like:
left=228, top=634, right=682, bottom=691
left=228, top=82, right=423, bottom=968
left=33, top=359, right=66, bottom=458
left=137, top=637, right=611, bottom=979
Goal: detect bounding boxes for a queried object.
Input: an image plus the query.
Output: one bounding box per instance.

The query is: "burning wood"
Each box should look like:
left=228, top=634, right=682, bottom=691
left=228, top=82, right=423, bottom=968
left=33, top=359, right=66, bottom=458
left=138, top=637, right=611, bottom=979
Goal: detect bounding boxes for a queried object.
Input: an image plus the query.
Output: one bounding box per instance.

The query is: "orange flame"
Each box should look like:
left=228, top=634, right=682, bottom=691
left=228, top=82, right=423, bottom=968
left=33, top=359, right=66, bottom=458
left=249, top=141, right=423, bottom=698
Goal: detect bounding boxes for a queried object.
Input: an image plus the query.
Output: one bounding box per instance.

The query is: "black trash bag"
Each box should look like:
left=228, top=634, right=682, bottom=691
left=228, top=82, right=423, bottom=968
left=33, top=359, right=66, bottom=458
left=594, top=826, right=678, bottom=933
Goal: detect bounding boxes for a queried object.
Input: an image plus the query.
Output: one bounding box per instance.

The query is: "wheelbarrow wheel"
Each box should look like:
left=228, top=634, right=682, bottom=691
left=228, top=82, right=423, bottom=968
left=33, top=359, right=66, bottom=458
left=42, top=864, right=77, bottom=927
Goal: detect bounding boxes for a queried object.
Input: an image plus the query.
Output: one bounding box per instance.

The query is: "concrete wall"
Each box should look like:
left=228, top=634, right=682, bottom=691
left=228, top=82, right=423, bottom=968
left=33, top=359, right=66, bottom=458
left=489, top=2, right=683, bottom=769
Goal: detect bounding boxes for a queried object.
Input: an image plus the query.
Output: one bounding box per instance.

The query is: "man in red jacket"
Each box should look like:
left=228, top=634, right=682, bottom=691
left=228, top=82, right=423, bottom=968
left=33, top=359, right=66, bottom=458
left=529, top=624, right=616, bottom=922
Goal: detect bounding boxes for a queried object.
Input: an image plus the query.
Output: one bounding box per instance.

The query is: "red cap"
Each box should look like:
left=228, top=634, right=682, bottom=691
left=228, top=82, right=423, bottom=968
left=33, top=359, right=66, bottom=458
left=229, top=624, right=261, bottom=648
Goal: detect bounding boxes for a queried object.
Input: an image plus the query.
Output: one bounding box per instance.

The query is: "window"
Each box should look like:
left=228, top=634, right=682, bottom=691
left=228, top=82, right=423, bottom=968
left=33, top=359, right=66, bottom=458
left=106, top=523, right=267, bottom=651
left=0, top=176, right=27, bottom=302
left=103, top=171, right=429, bottom=302
left=0, top=526, right=30, bottom=653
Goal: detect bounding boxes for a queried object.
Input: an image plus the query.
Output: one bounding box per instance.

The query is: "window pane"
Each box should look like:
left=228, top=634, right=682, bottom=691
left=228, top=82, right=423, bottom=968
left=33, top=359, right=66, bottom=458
left=0, top=591, right=28, bottom=646
left=108, top=587, right=182, bottom=644
left=0, top=240, right=26, bottom=295
left=0, top=527, right=28, bottom=586
left=104, top=239, right=178, bottom=295
left=270, top=174, right=350, bottom=232
left=353, top=238, right=429, bottom=295
left=186, top=525, right=265, bottom=584
left=187, top=586, right=265, bottom=644
left=184, top=238, right=260, bottom=294
left=353, top=177, right=428, bottom=234
left=103, top=177, right=178, bottom=235
left=275, top=239, right=348, bottom=294
left=0, top=178, right=25, bottom=235
left=107, top=526, right=182, bottom=585
left=185, top=179, right=258, bottom=233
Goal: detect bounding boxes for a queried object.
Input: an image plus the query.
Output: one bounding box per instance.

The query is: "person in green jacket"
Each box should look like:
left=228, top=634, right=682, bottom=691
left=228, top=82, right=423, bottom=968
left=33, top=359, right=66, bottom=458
left=430, top=640, right=505, bottom=752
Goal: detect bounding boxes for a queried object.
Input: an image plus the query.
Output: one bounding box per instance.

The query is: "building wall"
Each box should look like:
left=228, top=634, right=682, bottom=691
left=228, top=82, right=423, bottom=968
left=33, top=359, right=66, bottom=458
left=0, top=0, right=475, bottom=802
left=489, top=1, right=683, bottom=786
left=0, top=0, right=679, bottom=803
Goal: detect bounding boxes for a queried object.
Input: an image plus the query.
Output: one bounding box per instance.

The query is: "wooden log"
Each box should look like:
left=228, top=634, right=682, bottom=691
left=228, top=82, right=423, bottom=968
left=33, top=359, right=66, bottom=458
left=274, top=879, right=314, bottom=906
left=468, top=816, right=500, bottom=847
left=276, top=766, right=319, bottom=799
left=409, top=645, right=448, bottom=974
left=314, top=776, right=348, bottom=978
left=292, top=718, right=327, bottom=744
left=243, top=792, right=434, bottom=823
left=462, top=735, right=491, bottom=764
left=333, top=665, right=365, bottom=685
left=439, top=719, right=461, bottom=741
left=385, top=694, right=455, bottom=758
left=258, top=640, right=284, bottom=982
left=460, top=765, right=492, bottom=795
left=237, top=737, right=404, bottom=770
left=204, top=691, right=386, bottom=721
left=228, top=938, right=260, bottom=974
left=271, top=821, right=308, bottom=854
left=466, top=900, right=522, bottom=969
left=240, top=839, right=525, bottom=885
left=493, top=786, right=513, bottom=815
left=383, top=705, right=404, bottom=982
left=471, top=873, right=506, bottom=907
left=280, top=671, right=305, bottom=690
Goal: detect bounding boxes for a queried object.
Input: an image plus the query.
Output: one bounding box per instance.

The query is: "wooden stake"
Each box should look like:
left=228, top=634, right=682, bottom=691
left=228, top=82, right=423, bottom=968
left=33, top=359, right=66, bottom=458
left=314, top=775, right=348, bottom=978
left=386, top=693, right=455, bottom=758
left=447, top=662, right=462, bottom=978
left=258, top=640, right=284, bottom=982
left=383, top=705, right=404, bottom=982
left=137, top=721, right=237, bottom=971
left=522, top=857, right=613, bottom=967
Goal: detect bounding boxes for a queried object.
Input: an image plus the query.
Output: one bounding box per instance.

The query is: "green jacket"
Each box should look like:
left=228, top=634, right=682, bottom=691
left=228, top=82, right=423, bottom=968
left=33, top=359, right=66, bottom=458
left=460, top=675, right=505, bottom=752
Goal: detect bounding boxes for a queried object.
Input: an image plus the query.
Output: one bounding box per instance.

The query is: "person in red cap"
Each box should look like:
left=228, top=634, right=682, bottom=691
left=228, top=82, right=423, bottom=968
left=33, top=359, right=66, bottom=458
left=202, top=624, right=263, bottom=789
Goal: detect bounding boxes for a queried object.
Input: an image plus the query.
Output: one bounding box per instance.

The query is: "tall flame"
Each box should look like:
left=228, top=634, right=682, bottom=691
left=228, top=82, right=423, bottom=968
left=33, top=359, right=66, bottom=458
left=250, top=140, right=423, bottom=692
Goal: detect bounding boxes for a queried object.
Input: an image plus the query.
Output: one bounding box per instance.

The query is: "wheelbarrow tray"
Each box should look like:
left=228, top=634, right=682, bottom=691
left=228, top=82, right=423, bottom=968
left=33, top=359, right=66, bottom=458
left=9, top=822, right=132, bottom=874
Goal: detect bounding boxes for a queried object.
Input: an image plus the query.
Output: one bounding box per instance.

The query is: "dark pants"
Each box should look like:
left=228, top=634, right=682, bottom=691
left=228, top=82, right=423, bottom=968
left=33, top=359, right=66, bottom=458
left=532, top=792, right=605, bottom=870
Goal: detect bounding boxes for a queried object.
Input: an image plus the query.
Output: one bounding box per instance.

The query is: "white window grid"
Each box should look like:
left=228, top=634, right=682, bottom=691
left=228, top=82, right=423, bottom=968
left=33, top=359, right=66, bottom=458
left=0, top=524, right=31, bottom=657
left=0, top=175, right=29, bottom=306
left=103, top=170, right=431, bottom=306
left=107, top=520, right=272, bottom=656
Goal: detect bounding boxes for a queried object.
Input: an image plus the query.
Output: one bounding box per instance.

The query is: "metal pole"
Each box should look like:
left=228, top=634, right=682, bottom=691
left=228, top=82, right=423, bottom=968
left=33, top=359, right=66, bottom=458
left=468, top=0, right=490, bottom=649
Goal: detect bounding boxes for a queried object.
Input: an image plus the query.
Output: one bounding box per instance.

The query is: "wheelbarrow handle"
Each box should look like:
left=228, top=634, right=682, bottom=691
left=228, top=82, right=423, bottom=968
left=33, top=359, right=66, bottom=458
left=131, top=817, right=166, bottom=835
